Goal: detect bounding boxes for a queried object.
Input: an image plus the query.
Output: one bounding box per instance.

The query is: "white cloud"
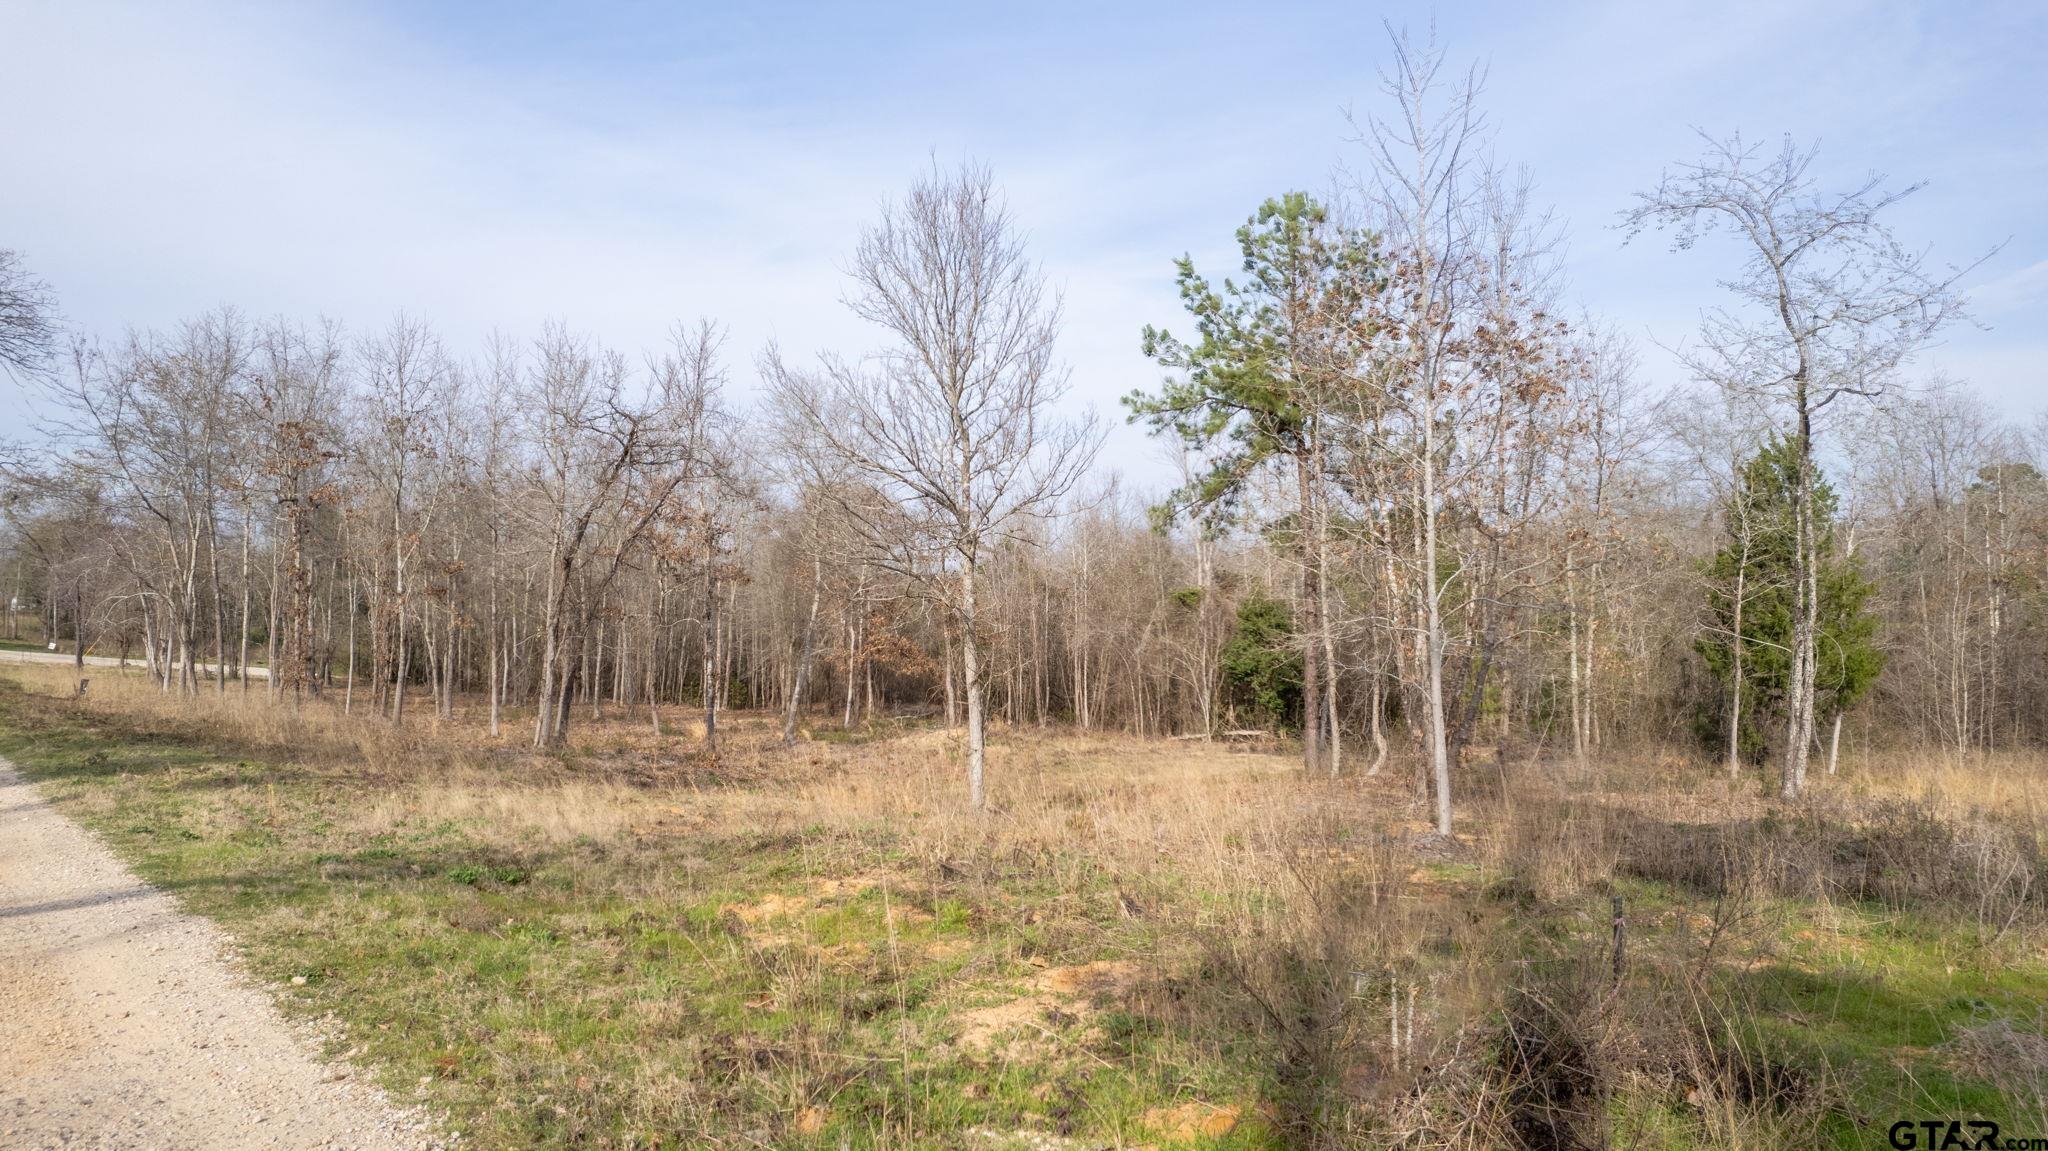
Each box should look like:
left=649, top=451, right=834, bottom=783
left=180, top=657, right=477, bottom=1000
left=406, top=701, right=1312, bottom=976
left=3, top=0, right=2041, bottom=456
left=1967, top=258, right=2048, bottom=318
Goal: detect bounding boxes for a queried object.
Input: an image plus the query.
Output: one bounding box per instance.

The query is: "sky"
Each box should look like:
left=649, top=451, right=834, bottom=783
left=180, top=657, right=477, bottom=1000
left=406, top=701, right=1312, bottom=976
left=3, top=0, right=2043, bottom=487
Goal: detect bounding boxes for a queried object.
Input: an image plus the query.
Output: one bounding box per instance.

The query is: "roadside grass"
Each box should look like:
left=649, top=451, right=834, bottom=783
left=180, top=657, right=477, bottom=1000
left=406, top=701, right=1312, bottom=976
left=1, top=664, right=2044, bottom=1149
left=0, top=669, right=1286, bottom=1149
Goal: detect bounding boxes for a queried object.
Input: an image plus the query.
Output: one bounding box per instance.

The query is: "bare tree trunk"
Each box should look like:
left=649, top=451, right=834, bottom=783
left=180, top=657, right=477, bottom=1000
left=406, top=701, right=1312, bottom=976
left=1071, top=539, right=1088, bottom=731
left=1030, top=581, right=1046, bottom=728
left=181, top=532, right=200, bottom=694
left=487, top=567, right=501, bottom=736
left=1567, top=557, right=1587, bottom=771
left=1584, top=605, right=1600, bottom=752
left=843, top=611, right=858, bottom=728
left=1194, top=524, right=1215, bottom=738
left=646, top=562, right=662, bottom=737
left=533, top=558, right=564, bottom=747
left=238, top=500, right=252, bottom=692
left=392, top=593, right=408, bottom=723
left=1782, top=421, right=1817, bottom=799
left=266, top=512, right=282, bottom=699
left=1726, top=548, right=1747, bottom=780
left=71, top=577, right=86, bottom=675
left=942, top=615, right=959, bottom=727
left=1421, top=407, right=1453, bottom=837
left=1382, top=545, right=1422, bottom=750
left=783, top=554, right=823, bottom=746
left=437, top=536, right=457, bottom=720
left=721, top=581, right=738, bottom=713
left=701, top=537, right=718, bottom=751
left=1295, top=453, right=1323, bottom=774
left=1366, top=662, right=1388, bottom=776
left=441, top=594, right=456, bottom=720
left=1317, top=490, right=1341, bottom=776
left=142, top=602, right=159, bottom=686
left=344, top=573, right=357, bottom=714
left=962, top=558, right=986, bottom=809
left=391, top=470, right=410, bottom=724
left=207, top=504, right=227, bottom=694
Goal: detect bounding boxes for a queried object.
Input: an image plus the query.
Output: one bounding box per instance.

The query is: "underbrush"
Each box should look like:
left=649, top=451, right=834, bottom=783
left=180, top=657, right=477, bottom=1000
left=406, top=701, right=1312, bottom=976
left=1, top=665, right=2045, bottom=1149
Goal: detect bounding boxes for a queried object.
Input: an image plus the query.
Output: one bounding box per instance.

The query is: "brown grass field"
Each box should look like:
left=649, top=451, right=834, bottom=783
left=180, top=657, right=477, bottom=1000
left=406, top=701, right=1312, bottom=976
left=2, top=663, right=2045, bottom=1150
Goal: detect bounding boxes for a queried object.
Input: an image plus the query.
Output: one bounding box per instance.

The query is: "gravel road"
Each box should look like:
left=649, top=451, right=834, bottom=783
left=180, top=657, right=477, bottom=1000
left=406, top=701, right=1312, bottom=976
left=0, top=649, right=268, bottom=679
left=0, top=758, right=438, bottom=1150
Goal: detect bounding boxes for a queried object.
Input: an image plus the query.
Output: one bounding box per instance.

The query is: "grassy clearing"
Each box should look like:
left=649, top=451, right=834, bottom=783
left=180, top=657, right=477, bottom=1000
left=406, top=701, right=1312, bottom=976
left=1, top=665, right=2044, bottom=1149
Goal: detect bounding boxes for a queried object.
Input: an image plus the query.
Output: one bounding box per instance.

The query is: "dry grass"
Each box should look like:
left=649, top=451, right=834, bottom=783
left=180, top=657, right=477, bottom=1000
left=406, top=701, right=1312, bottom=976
left=6, top=662, right=2048, bottom=1149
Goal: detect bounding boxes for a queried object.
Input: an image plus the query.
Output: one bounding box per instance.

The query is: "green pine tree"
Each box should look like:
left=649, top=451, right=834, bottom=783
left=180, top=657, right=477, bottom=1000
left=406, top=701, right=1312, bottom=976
left=1124, top=193, right=1381, bottom=766
left=1697, top=437, right=1884, bottom=768
left=1219, top=593, right=1303, bottom=728
left=1123, top=192, right=1380, bottom=516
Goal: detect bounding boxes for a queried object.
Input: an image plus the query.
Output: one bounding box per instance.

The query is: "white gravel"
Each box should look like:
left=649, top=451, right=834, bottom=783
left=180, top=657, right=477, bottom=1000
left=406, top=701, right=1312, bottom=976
left=0, top=757, right=439, bottom=1150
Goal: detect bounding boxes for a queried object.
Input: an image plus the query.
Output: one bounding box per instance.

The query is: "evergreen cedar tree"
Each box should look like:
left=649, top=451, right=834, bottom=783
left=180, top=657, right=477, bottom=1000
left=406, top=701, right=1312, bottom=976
left=1696, top=437, right=1883, bottom=765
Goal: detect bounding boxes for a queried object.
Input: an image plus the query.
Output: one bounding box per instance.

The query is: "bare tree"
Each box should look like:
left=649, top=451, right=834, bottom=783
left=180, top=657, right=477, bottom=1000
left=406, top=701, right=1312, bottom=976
left=0, top=249, right=59, bottom=378
left=356, top=315, right=449, bottom=723
left=771, top=162, right=1100, bottom=808
left=1626, top=133, right=1976, bottom=797
left=1350, top=26, right=1490, bottom=837
left=50, top=312, right=247, bottom=694
left=252, top=319, right=344, bottom=702
left=524, top=322, right=720, bottom=749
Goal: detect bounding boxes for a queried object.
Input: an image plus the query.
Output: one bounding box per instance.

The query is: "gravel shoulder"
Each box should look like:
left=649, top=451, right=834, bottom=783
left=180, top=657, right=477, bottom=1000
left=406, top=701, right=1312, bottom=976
left=0, top=757, right=434, bottom=1150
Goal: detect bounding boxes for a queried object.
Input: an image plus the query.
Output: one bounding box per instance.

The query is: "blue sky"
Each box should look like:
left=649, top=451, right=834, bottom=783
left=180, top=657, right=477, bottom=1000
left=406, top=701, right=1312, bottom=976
left=3, top=1, right=2042, bottom=483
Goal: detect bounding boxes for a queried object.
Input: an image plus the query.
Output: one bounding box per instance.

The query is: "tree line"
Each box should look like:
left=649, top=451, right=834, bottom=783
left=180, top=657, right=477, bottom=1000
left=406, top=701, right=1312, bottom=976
left=2, top=36, right=2038, bottom=834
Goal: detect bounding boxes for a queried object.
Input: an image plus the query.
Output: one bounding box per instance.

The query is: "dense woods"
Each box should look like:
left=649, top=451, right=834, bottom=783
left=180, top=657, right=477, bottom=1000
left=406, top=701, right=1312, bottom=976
left=2, top=53, right=2038, bottom=834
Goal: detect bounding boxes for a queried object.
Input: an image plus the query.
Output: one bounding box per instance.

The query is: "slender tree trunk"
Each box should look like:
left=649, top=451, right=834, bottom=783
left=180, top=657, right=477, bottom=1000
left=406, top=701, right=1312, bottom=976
left=143, top=600, right=159, bottom=687
left=487, top=567, right=501, bottom=736
left=646, top=561, right=663, bottom=737
left=1782, top=416, right=1817, bottom=799
left=701, top=535, right=718, bottom=751
left=1726, top=547, right=1747, bottom=780
left=1295, top=452, right=1323, bottom=773
left=1318, top=506, right=1341, bottom=776
left=391, top=478, right=410, bottom=724
left=1070, top=546, right=1087, bottom=731
left=843, top=612, right=859, bottom=728
left=345, top=574, right=358, bottom=714
left=1421, top=403, right=1453, bottom=837
left=783, top=553, right=823, bottom=746
left=942, top=617, right=959, bottom=727
left=721, top=581, right=738, bottom=713
left=1194, top=527, right=1214, bottom=737
left=208, top=505, right=227, bottom=694
left=962, top=558, right=986, bottom=809
left=238, top=500, right=252, bottom=692
left=1568, top=557, right=1587, bottom=771
left=71, top=578, right=86, bottom=676
left=533, top=554, right=567, bottom=748
left=1584, top=606, right=1600, bottom=751
left=266, top=513, right=282, bottom=699
left=1366, top=661, right=1388, bottom=776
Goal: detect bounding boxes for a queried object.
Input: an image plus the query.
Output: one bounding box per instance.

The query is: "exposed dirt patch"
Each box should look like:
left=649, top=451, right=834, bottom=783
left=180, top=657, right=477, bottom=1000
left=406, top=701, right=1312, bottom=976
left=1139, top=1100, right=1242, bottom=1140
left=955, top=961, right=1144, bottom=1055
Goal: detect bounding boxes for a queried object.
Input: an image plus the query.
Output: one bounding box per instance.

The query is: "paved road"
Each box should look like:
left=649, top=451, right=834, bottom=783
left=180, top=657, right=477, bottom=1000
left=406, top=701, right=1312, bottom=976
left=0, top=649, right=269, bottom=680
left=0, top=758, right=437, bottom=1150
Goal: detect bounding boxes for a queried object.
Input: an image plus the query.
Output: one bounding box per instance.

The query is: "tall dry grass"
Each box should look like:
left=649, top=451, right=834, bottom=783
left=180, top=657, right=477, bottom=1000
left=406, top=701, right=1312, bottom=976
left=10, top=661, right=2048, bottom=1148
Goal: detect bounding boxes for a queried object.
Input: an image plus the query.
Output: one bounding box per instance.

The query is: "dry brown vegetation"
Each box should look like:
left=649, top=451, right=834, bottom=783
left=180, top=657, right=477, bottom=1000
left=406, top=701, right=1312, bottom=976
left=5, top=661, right=2046, bottom=1149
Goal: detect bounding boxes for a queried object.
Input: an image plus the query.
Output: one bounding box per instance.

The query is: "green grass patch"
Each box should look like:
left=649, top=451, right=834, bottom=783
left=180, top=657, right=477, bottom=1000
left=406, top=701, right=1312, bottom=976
left=0, top=676, right=1281, bottom=1150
